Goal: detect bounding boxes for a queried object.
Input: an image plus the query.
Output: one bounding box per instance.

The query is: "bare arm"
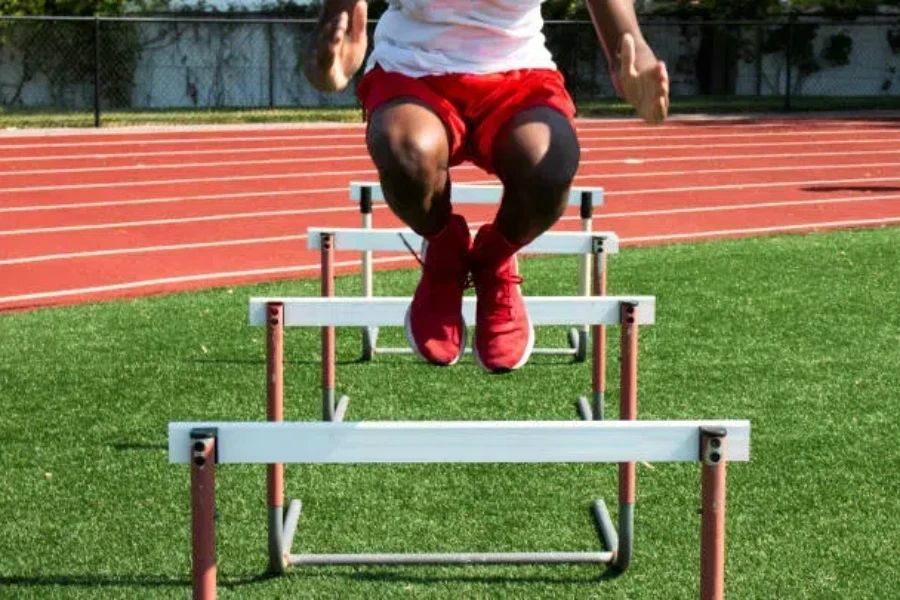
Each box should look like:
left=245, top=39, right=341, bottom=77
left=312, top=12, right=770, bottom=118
left=586, top=0, right=653, bottom=74
left=303, top=0, right=368, bottom=92
left=584, top=0, right=669, bottom=123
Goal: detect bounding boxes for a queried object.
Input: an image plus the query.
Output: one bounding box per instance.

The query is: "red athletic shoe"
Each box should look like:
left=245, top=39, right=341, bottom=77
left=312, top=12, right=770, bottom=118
left=404, top=213, right=472, bottom=366
left=470, top=224, right=534, bottom=373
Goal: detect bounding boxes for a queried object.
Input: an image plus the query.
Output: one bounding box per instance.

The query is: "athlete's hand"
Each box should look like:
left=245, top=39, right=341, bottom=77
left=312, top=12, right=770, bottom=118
left=304, top=0, right=368, bottom=92
left=615, top=33, right=669, bottom=125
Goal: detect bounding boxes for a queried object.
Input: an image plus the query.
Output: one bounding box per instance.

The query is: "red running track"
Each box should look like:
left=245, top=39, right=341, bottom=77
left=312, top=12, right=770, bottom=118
left=2, top=115, right=900, bottom=312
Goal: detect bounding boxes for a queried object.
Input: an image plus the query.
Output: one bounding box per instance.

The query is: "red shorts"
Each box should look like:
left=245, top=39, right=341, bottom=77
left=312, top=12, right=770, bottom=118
left=357, top=65, right=576, bottom=174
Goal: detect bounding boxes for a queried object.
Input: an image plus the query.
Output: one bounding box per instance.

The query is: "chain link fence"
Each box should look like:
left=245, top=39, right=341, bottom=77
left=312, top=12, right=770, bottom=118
left=1, top=15, right=899, bottom=125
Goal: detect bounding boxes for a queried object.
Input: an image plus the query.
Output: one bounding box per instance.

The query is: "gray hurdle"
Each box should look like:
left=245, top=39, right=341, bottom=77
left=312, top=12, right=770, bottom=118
left=173, top=420, right=749, bottom=600
left=269, top=230, right=619, bottom=422
left=245, top=296, right=668, bottom=577
left=348, top=181, right=605, bottom=362
left=172, top=295, right=751, bottom=599
left=169, top=296, right=750, bottom=598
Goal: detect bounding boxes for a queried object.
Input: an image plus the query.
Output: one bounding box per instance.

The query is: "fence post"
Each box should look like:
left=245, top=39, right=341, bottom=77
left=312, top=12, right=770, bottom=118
left=267, top=21, right=275, bottom=108
left=755, top=22, right=763, bottom=97
left=93, top=15, right=101, bottom=127
left=784, top=15, right=794, bottom=111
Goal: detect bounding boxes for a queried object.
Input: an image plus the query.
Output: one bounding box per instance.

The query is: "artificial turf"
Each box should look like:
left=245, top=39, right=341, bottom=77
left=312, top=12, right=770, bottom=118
left=1, top=226, right=898, bottom=599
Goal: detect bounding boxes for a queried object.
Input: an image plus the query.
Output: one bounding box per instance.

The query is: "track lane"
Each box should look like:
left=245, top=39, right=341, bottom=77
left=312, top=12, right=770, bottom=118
left=2, top=115, right=899, bottom=312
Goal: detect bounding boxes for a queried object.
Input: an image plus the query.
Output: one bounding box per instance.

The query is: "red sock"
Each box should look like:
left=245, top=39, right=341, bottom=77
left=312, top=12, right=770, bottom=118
left=471, top=222, right=522, bottom=268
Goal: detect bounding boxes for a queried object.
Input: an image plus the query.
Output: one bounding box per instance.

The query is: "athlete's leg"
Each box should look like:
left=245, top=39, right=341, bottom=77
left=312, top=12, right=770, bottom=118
left=492, top=106, right=581, bottom=244
left=366, top=99, right=453, bottom=237
left=469, top=106, right=580, bottom=373
left=363, top=93, right=471, bottom=366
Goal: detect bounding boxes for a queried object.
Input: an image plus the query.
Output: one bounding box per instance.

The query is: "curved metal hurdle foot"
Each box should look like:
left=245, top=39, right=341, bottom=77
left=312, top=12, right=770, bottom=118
left=361, top=326, right=378, bottom=362
left=323, top=389, right=350, bottom=422
left=268, top=499, right=302, bottom=574
left=591, top=499, right=634, bottom=574
left=577, top=392, right=605, bottom=421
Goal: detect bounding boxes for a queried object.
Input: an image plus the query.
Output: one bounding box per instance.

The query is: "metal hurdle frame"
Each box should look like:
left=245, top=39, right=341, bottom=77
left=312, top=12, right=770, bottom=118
left=173, top=418, right=750, bottom=600
left=348, top=181, right=605, bottom=362
left=247, top=295, right=656, bottom=579
left=308, top=228, right=618, bottom=419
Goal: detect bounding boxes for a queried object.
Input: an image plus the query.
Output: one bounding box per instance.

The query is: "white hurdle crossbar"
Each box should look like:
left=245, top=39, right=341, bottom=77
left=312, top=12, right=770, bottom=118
left=250, top=295, right=654, bottom=422
left=346, top=182, right=606, bottom=362
left=248, top=296, right=655, bottom=590
left=173, top=419, right=750, bottom=599
left=309, top=228, right=618, bottom=418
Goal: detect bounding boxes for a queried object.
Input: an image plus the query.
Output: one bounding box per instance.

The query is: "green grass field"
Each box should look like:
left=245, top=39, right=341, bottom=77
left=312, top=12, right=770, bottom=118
left=2, top=227, right=899, bottom=599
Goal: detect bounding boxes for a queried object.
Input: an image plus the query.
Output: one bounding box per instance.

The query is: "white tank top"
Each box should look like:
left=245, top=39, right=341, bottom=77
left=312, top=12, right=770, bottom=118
left=365, top=0, right=557, bottom=77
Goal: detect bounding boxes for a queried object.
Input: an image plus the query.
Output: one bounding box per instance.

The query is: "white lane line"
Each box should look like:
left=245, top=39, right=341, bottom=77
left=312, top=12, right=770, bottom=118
left=6, top=192, right=900, bottom=264
left=0, top=204, right=388, bottom=237
left=3, top=149, right=372, bottom=168
left=601, top=175, right=900, bottom=196
left=4, top=134, right=898, bottom=164
left=3, top=158, right=898, bottom=194
left=0, top=133, right=366, bottom=150
left=570, top=128, right=900, bottom=143
left=5, top=146, right=898, bottom=212
left=0, top=256, right=418, bottom=306
left=583, top=137, right=900, bottom=153
left=584, top=148, right=900, bottom=166
left=0, top=168, right=377, bottom=193
left=461, top=174, right=900, bottom=197
left=0, top=234, right=309, bottom=265
left=0, top=155, right=373, bottom=176
left=7, top=150, right=900, bottom=178
left=4, top=174, right=900, bottom=236
left=577, top=161, right=900, bottom=182
left=4, top=216, right=898, bottom=307
left=0, top=187, right=349, bottom=214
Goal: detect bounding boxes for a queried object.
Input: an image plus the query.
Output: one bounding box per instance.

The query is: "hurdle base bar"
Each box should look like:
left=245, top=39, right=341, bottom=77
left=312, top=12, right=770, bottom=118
left=278, top=495, right=623, bottom=569
left=287, top=550, right=613, bottom=566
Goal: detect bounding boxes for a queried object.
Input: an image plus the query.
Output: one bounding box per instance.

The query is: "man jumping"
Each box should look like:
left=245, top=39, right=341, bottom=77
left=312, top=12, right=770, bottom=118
left=304, top=0, right=669, bottom=373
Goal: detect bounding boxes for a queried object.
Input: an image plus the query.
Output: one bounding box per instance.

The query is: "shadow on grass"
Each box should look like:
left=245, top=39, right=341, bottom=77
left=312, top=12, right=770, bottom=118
left=0, top=575, right=188, bottom=589
left=0, top=566, right=622, bottom=591
left=111, top=442, right=167, bottom=452
left=0, top=572, right=279, bottom=590
left=338, top=566, right=625, bottom=585
left=189, top=356, right=371, bottom=367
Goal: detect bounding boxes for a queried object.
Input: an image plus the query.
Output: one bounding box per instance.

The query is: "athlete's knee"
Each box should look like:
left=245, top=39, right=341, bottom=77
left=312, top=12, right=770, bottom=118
left=495, top=107, right=580, bottom=207
left=367, top=102, right=449, bottom=201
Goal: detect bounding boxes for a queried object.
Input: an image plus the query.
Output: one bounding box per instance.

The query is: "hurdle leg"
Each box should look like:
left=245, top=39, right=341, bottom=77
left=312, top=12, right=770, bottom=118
left=577, top=238, right=608, bottom=421
left=265, top=303, right=289, bottom=573
left=190, top=428, right=217, bottom=600
left=700, top=427, right=728, bottom=600
left=573, top=191, right=594, bottom=362
left=615, top=301, right=639, bottom=571
left=321, top=233, right=349, bottom=422
left=359, top=186, right=378, bottom=361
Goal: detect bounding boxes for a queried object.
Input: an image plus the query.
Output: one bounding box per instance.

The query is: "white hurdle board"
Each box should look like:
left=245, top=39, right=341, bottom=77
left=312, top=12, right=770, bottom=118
left=343, top=182, right=606, bottom=362
left=307, top=227, right=620, bottom=255
left=350, top=181, right=603, bottom=207
left=249, top=296, right=656, bottom=328
left=169, top=420, right=751, bottom=464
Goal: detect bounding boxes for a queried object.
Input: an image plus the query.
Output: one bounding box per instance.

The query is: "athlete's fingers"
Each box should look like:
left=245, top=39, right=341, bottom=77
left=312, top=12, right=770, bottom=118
left=348, top=1, right=368, bottom=45
left=618, top=33, right=638, bottom=79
